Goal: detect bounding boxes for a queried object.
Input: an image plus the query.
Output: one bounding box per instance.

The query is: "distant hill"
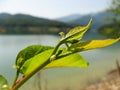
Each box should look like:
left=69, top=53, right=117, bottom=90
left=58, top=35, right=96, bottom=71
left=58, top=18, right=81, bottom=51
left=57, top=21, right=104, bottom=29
left=0, top=13, right=73, bottom=35
left=0, top=13, right=12, bottom=19
left=70, top=12, right=114, bottom=28
left=0, top=12, right=115, bottom=38
left=56, top=11, right=115, bottom=40
left=55, top=14, right=81, bottom=23
left=56, top=12, right=114, bottom=28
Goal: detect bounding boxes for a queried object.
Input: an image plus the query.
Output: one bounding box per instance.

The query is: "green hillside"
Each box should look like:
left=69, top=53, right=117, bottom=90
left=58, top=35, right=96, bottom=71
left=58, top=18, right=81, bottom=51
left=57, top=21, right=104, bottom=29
left=0, top=13, right=73, bottom=34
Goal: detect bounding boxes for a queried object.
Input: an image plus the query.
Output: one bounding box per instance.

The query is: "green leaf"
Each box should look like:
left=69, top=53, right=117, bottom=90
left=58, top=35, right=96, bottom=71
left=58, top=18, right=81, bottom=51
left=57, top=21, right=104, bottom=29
left=21, top=49, right=53, bottom=74
left=21, top=49, right=88, bottom=75
left=15, top=45, right=53, bottom=71
left=70, top=38, right=120, bottom=52
left=65, top=19, right=92, bottom=42
left=0, top=75, right=9, bottom=90
left=45, top=53, right=88, bottom=69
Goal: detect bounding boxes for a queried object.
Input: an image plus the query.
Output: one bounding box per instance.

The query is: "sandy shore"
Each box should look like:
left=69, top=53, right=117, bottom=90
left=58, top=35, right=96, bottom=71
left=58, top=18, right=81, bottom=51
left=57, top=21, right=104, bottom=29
left=81, top=69, right=120, bottom=90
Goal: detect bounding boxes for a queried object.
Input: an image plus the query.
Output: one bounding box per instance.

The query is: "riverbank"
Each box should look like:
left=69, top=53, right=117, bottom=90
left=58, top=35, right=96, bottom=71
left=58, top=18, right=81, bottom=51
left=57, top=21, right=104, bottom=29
left=81, top=69, right=120, bottom=90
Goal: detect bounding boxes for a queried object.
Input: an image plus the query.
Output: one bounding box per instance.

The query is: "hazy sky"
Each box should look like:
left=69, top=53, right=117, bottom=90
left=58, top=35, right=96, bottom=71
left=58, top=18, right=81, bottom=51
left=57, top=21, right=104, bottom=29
left=0, top=0, right=111, bottom=19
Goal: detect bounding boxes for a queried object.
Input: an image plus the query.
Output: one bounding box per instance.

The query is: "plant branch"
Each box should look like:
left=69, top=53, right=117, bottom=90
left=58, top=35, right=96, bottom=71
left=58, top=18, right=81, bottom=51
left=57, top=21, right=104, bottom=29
left=10, top=59, right=50, bottom=90
left=10, top=39, right=64, bottom=90
left=51, top=39, right=63, bottom=55
left=11, top=70, right=19, bottom=88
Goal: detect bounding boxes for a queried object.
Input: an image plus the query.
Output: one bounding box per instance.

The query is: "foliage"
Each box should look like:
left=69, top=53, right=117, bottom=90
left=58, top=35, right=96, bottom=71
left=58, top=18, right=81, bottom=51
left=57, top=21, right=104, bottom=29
left=107, top=0, right=120, bottom=16
left=0, top=75, right=9, bottom=90
left=0, top=19, right=119, bottom=90
left=99, top=0, right=120, bottom=38
left=0, top=14, right=73, bottom=34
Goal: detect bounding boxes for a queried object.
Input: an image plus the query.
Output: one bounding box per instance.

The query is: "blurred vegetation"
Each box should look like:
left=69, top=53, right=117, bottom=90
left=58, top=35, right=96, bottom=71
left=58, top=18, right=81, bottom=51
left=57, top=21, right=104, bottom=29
left=99, top=0, right=120, bottom=38
left=0, top=14, right=73, bottom=35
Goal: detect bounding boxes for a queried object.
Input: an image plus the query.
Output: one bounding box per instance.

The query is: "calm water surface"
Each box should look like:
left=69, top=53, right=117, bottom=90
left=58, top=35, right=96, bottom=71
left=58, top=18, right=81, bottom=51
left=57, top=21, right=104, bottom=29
left=0, top=35, right=120, bottom=90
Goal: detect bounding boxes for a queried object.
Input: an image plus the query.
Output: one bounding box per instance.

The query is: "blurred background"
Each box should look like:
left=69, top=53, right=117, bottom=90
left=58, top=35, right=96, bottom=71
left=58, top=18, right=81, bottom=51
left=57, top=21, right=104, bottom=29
left=0, top=0, right=120, bottom=90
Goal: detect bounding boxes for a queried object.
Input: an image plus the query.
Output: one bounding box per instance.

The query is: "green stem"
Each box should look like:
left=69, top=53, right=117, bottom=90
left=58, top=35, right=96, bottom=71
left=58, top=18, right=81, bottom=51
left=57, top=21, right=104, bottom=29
left=51, top=39, right=63, bottom=55
left=10, top=39, right=64, bottom=90
left=11, top=70, right=19, bottom=88
left=10, top=59, right=50, bottom=90
left=65, top=43, right=70, bottom=51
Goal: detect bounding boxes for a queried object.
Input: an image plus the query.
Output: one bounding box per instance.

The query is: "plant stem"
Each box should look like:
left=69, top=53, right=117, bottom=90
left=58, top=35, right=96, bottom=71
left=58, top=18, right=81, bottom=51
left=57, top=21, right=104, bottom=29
left=10, top=40, right=64, bottom=90
left=51, top=40, right=63, bottom=55
left=11, top=70, right=19, bottom=88
left=10, top=59, right=50, bottom=90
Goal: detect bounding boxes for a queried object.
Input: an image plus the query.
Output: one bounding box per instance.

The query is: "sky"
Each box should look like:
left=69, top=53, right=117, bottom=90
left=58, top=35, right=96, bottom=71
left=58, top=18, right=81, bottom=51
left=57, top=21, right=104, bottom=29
left=0, top=0, right=111, bottom=19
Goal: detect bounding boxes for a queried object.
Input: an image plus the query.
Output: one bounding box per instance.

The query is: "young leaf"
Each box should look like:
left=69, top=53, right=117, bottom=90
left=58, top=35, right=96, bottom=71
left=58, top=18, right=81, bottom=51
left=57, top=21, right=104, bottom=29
left=21, top=49, right=88, bottom=75
left=15, top=45, right=53, bottom=71
left=65, top=19, right=92, bottom=42
left=45, top=53, right=88, bottom=69
left=70, top=38, right=120, bottom=52
left=0, top=75, right=9, bottom=90
left=21, top=49, right=53, bottom=74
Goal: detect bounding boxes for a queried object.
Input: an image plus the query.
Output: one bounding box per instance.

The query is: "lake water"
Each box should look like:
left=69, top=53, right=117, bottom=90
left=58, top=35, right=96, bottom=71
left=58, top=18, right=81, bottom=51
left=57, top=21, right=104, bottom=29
left=0, top=35, right=120, bottom=90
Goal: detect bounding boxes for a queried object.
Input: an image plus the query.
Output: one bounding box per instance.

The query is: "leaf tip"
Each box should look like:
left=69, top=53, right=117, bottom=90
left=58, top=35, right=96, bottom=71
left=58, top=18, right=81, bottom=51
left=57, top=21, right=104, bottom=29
left=59, top=32, right=65, bottom=38
left=87, top=18, right=92, bottom=28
